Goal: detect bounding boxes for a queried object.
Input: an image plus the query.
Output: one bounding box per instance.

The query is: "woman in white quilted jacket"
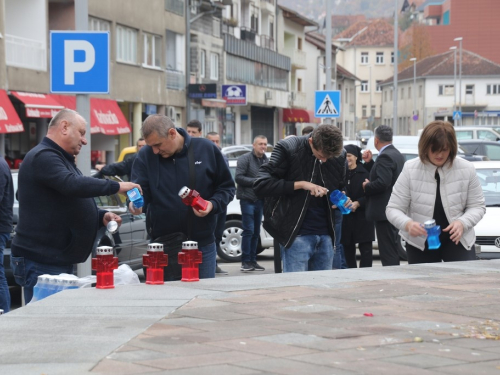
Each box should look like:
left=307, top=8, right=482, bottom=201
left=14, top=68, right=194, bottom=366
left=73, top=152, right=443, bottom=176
left=386, top=120, right=485, bottom=264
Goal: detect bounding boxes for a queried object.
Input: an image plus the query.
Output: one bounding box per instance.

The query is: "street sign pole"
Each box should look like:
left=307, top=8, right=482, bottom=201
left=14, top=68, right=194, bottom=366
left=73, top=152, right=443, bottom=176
left=325, top=0, right=332, bottom=125
left=75, top=0, right=92, bottom=277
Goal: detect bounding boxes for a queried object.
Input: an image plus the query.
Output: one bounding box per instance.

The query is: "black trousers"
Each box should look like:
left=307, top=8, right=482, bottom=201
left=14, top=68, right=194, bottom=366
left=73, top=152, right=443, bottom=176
left=344, top=241, right=373, bottom=268
left=375, top=220, right=401, bottom=266
left=406, top=241, right=476, bottom=264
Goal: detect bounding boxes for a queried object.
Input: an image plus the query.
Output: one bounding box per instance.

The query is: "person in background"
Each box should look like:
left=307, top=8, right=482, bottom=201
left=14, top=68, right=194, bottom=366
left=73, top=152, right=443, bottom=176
left=0, top=157, right=13, bottom=312
left=386, top=120, right=485, bottom=264
left=130, top=115, right=235, bottom=279
left=362, top=125, right=405, bottom=266
left=302, top=126, right=314, bottom=135
left=95, top=138, right=146, bottom=181
left=187, top=119, right=202, bottom=138
left=236, top=135, right=269, bottom=272
left=341, top=145, right=374, bottom=268
left=11, top=109, right=141, bottom=304
left=206, top=131, right=229, bottom=275
left=254, top=125, right=349, bottom=273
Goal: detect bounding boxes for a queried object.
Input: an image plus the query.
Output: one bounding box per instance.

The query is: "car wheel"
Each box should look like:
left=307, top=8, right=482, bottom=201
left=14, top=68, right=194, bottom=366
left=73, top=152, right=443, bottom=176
left=397, top=234, right=408, bottom=261
left=218, top=219, right=243, bottom=262
left=273, top=238, right=282, bottom=273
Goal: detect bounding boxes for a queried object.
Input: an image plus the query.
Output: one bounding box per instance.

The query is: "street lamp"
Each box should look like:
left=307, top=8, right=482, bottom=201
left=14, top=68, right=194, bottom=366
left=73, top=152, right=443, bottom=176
left=450, top=46, right=457, bottom=119
left=410, top=58, right=417, bottom=134
left=454, top=37, right=463, bottom=126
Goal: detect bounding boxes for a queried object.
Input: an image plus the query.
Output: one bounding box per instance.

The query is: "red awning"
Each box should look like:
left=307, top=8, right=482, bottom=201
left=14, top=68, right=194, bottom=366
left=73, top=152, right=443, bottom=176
left=11, top=91, right=64, bottom=118
left=50, top=95, right=131, bottom=135
left=0, top=90, right=24, bottom=134
left=283, top=109, right=320, bottom=124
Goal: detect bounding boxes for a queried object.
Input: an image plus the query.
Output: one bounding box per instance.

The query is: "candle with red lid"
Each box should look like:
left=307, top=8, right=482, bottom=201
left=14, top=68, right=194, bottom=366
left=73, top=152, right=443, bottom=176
left=92, top=246, right=118, bottom=289
left=143, top=243, right=168, bottom=285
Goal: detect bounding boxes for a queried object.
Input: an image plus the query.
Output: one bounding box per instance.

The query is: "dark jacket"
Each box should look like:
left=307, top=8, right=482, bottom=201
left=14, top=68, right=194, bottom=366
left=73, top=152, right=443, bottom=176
left=253, top=135, right=346, bottom=248
left=131, top=128, right=235, bottom=246
left=364, top=144, right=405, bottom=222
left=0, top=157, right=14, bottom=234
left=99, top=155, right=135, bottom=180
left=11, top=138, right=120, bottom=266
left=235, top=151, right=268, bottom=202
left=341, top=164, right=375, bottom=245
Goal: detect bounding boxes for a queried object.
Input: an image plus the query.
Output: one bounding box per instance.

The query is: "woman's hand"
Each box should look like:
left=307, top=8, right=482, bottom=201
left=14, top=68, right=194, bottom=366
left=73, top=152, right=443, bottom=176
left=443, top=220, right=464, bottom=245
left=405, top=220, right=427, bottom=237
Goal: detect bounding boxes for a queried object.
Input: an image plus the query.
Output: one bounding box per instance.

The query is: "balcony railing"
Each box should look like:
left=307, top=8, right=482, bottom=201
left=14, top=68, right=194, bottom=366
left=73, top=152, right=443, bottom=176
left=166, top=69, right=185, bottom=90
left=5, top=34, right=46, bottom=71
left=261, top=0, right=274, bottom=3
left=260, top=35, right=275, bottom=51
left=240, top=27, right=257, bottom=43
left=283, top=47, right=306, bottom=69
left=222, top=23, right=235, bottom=36
left=165, top=0, right=184, bottom=16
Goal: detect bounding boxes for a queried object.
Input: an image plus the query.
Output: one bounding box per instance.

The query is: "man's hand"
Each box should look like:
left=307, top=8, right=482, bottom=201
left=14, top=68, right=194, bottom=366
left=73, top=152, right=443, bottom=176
left=362, top=149, right=372, bottom=163
left=350, top=201, right=360, bottom=212
left=95, top=164, right=105, bottom=171
left=103, top=212, right=122, bottom=227
left=443, top=220, right=464, bottom=244
left=405, top=220, right=427, bottom=237
left=128, top=202, right=143, bottom=215
left=299, top=181, right=329, bottom=197
left=193, top=201, right=213, bottom=217
left=118, top=182, right=142, bottom=195
left=362, top=178, right=370, bottom=191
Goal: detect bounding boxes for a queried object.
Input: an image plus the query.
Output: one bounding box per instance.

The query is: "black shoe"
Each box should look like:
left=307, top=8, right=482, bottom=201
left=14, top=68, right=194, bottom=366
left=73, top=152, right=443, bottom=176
left=215, top=265, right=228, bottom=275
left=240, top=262, right=255, bottom=272
left=252, top=262, right=265, bottom=271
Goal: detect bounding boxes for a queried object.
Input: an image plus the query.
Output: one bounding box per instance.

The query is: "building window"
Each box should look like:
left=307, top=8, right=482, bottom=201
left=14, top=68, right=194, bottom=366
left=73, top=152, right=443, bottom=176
left=298, top=37, right=303, bottom=50
left=466, top=84, right=474, bottom=95
left=165, top=0, right=185, bottom=16
left=438, top=84, right=454, bottom=96
left=143, top=33, right=161, bottom=68
left=362, top=105, right=367, bottom=118
left=117, top=25, right=138, bottom=64
left=391, top=51, right=395, bottom=64
left=89, top=17, right=110, bottom=31
left=376, top=80, right=382, bottom=92
left=250, top=4, right=259, bottom=33
left=376, top=52, right=384, bottom=64
left=487, top=84, right=500, bottom=95
left=408, top=86, right=412, bottom=99
left=419, top=85, right=423, bottom=98
left=212, top=18, right=221, bottom=38
left=384, top=90, right=387, bottom=102
left=371, top=105, right=376, bottom=117
left=210, top=52, right=219, bottom=80
left=360, top=80, right=369, bottom=92
left=298, top=78, right=302, bottom=92
left=400, top=87, right=404, bottom=99
left=361, top=52, right=369, bottom=64
left=345, top=88, right=348, bottom=103
left=200, top=49, right=206, bottom=78
left=390, top=89, right=393, bottom=101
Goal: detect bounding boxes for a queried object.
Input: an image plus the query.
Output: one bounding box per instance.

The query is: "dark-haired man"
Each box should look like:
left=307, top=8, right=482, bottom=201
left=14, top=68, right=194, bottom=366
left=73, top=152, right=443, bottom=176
left=254, top=125, right=350, bottom=272
left=187, top=119, right=202, bottom=138
left=362, top=125, right=405, bottom=266
left=95, top=138, right=146, bottom=181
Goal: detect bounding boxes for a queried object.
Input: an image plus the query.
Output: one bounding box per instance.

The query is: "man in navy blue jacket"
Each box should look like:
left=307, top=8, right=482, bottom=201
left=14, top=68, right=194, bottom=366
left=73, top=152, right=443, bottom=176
left=130, top=115, right=235, bottom=279
left=11, top=109, right=141, bottom=304
left=0, top=157, right=13, bottom=312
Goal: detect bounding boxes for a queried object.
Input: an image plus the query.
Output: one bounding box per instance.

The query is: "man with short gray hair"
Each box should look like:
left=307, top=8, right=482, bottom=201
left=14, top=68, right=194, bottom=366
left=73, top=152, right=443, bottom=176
left=362, top=125, right=405, bottom=266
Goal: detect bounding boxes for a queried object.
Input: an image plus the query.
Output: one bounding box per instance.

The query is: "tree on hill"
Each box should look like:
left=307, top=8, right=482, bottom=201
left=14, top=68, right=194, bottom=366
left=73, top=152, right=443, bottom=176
left=399, top=23, right=434, bottom=71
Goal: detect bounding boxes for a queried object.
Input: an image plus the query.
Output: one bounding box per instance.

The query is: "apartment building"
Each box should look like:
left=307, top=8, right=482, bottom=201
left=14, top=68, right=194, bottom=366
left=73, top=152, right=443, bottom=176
left=380, top=50, right=500, bottom=135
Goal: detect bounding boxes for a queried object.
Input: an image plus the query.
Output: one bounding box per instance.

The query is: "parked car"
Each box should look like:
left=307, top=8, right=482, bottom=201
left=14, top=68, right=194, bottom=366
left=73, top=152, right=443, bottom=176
left=454, top=126, right=500, bottom=142
left=217, top=159, right=274, bottom=262
left=458, top=140, right=500, bottom=161
left=471, top=161, right=500, bottom=259
left=356, top=130, right=373, bottom=145
left=4, top=172, right=149, bottom=286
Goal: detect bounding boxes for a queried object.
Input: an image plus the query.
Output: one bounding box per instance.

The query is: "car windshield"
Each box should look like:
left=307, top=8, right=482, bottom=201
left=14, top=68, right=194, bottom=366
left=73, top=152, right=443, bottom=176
left=476, top=168, right=500, bottom=207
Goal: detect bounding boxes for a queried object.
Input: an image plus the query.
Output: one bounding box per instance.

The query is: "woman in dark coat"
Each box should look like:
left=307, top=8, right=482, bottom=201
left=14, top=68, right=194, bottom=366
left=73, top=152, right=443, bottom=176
left=341, top=144, right=375, bottom=268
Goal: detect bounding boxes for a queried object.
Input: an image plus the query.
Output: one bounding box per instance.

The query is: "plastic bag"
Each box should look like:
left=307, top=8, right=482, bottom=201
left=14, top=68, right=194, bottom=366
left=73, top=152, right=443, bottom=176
left=113, top=264, right=140, bottom=286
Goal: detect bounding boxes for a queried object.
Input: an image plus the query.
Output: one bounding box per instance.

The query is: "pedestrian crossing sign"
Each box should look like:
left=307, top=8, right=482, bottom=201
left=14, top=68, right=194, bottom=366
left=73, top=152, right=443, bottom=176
left=315, top=91, right=341, bottom=118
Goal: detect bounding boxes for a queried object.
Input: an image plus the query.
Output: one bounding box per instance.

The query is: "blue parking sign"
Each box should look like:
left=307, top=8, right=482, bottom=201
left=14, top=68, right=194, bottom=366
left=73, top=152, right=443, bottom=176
left=50, top=31, right=110, bottom=94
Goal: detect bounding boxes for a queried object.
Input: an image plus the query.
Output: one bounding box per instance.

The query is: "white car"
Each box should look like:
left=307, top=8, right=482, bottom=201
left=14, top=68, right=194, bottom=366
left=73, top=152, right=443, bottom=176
left=472, top=161, right=500, bottom=259
left=217, top=159, right=274, bottom=262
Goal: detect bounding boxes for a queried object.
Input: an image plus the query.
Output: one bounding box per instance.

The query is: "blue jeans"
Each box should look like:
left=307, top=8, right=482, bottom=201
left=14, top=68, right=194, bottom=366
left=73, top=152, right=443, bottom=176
left=240, top=199, right=264, bottom=263
left=10, top=256, right=73, bottom=305
left=198, top=242, right=216, bottom=279
left=0, top=233, right=10, bottom=313
left=280, top=234, right=334, bottom=272
left=332, top=210, right=348, bottom=269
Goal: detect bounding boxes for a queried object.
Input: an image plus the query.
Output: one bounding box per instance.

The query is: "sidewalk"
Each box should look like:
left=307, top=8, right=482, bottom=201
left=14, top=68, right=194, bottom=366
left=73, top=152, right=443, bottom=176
left=2, top=260, right=500, bottom=374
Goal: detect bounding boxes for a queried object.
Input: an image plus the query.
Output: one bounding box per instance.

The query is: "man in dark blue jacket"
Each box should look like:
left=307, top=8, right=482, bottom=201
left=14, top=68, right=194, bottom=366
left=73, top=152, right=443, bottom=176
left=130, top=115, right=235, bottom=279
left=11, top=109, right=141, bottom=304
left=0, top=157, right=13, bottom=312
left=95, top=138, right=146, bottom=181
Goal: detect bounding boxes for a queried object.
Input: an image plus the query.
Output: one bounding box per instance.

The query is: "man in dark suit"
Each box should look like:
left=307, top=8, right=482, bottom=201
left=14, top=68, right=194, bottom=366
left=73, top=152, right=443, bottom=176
left=362, top=125, right=405, bottom=266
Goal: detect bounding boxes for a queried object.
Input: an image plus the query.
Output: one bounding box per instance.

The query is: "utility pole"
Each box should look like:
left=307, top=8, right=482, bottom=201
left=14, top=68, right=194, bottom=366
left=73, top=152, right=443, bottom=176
left=393, top=0, right=399, bottom=135
left=325, top=0, right=332, bottom=125
left=454, top=37, right=463, bottom=126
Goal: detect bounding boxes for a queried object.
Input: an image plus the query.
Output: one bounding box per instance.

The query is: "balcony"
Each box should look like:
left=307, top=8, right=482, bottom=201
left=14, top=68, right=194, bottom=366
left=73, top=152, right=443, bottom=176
left=260, top=0, right=275, bottom=13
left=260, top=35, right=275, bottom=51
left=5, top=34, right=46, bottom=71
left=290, top=91, right=307, bottom=109
left=240, top=27, right=256, bottom=43
left=164, top=0, right=184, bottom=16
left=166, top=69, right=185, bottom=90
left=283, top=47, right=306, bottom=70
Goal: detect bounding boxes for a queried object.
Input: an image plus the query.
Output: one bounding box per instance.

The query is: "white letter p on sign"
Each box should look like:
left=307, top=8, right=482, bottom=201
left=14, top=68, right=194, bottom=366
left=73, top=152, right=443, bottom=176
left=64, top=40, right=95, bottom=85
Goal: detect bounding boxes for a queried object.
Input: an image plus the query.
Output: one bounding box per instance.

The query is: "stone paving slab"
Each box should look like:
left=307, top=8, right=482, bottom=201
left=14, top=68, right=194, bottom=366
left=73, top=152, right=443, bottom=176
left=2, top=261, right=500, bottom=374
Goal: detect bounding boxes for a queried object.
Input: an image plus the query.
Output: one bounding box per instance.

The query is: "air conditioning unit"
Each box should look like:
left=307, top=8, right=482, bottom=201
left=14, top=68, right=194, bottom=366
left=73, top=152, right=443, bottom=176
left=265, top=90, right=272, bottom=100
left=167, top=106, right=177, bottom=121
